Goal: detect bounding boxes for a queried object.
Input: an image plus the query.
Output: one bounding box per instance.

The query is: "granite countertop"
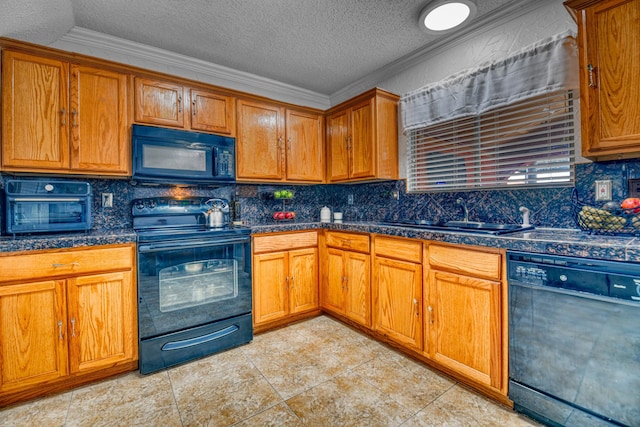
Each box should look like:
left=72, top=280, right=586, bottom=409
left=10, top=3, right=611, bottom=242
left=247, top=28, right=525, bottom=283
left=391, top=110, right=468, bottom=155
left=2, top=222, right=639, bottom=264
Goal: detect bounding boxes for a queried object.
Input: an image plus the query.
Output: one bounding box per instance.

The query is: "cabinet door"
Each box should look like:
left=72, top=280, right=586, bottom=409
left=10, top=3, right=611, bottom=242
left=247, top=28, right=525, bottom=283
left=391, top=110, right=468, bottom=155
left=288, top=248, right=319, bottom=314
left=134, top=78, right=185, bottom=127
left=373, top=257, right=422, bottom=351
left=428, top=270, right=502, bottom=389
left=0, top=280, right=68, bottom=392
left=253, top=251, right=289, bottom=325
left=190, top=89, right=236, bottom=135
left=322, top=248, right=346, bottom=314
left=236, top=100, right=285, bottom=180
left=1, top=51, right=69, bottom=170
left=70, top=65, right=129, bottom=174
left=67, top=271, right=136, bottom=374
left=326, top=109, right=350, bottom=182
left=580, top=0, right=640, bottom=156
left=349, top=98, right=375, bottom=179
left=285, top=110, right=324, bottom=182
left=344, top=251, right=371, bottom=327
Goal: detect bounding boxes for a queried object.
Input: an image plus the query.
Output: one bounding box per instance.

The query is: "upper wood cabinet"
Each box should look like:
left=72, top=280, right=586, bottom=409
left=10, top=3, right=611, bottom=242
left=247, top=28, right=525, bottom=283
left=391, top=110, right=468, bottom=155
left=236, top=99, right=324, bottom=183
left=326, top=88, right=399, bottom=183
left=134, top=77, right=236, bottom=136
left=565, top=0, right=640, bottom=159
left=1, top=51, right=130, bottom=175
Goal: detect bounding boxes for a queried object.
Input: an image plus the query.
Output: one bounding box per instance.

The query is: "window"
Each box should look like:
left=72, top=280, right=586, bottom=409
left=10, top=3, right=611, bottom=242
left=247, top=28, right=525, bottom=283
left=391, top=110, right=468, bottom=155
left=407, top=90, right=576, bottom=191
left=401, top=32, right=579, bottom=193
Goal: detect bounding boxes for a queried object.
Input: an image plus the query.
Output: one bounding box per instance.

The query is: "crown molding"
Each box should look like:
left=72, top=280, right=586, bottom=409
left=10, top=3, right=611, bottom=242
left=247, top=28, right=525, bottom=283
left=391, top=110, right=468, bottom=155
left=53, top=27, right=331, bottom=110
left=329, top=0, right=558, bottom=105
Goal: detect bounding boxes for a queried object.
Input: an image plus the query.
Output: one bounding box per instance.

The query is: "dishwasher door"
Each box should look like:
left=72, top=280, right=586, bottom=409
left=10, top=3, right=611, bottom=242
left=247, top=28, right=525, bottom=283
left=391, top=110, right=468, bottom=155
left=508, top=252, right=640, bottom=427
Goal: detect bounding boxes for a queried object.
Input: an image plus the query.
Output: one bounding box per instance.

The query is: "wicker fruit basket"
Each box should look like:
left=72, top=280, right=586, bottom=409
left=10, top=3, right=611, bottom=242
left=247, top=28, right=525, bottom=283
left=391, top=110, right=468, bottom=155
left=572, top=190, right=640, bottom=236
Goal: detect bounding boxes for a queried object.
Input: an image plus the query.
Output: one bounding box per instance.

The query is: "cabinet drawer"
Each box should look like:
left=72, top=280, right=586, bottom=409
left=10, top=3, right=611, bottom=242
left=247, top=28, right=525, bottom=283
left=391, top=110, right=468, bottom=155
left=427, top=244, right=502, bottom=281
left=0, top=245, right=134, bottom=283
left=253, top=231, right=318, bottom=253
left=325, top=231, right=370, bottom=253
left=373, top=236, right=422, bottom=263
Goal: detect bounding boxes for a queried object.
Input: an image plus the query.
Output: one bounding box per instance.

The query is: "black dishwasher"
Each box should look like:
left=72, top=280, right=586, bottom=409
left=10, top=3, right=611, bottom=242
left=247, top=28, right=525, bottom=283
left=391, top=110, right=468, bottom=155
left=508, top=252, right=640, bottom=427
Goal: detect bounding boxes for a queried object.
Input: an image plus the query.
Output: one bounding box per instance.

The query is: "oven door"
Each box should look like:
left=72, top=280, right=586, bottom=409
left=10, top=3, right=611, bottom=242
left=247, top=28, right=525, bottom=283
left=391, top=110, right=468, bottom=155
left=6, top=197, right=91, bottom=234
left=137, top=235, right=251, bottom=341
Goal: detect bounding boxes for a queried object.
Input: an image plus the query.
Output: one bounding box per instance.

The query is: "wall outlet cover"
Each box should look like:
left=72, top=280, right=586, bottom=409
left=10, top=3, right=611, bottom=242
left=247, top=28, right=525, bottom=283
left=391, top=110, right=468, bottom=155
left=595, top=180, right=612, bottom=201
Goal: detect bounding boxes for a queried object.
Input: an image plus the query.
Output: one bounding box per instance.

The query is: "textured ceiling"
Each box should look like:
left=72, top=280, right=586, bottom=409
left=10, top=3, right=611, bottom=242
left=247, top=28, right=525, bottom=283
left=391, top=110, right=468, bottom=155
left=2, top=0, right=521, bottom=95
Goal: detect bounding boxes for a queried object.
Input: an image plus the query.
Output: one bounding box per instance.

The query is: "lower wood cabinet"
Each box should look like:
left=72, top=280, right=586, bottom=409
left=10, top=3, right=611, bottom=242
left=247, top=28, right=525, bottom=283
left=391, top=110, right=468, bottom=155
left=252, top=231, right=319, bottom=331
left=321, top=231, right=371, bottom=327
left=424, top=243, right=507, bottom=396
left=0, top=244, right=137, bottom=406
left=372, top=235, right=423, bottom=351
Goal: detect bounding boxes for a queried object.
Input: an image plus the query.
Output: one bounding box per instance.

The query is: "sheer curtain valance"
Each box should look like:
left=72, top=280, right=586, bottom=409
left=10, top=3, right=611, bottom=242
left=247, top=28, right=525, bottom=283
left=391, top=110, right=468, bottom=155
left=400, top=31, right=579, bottom=133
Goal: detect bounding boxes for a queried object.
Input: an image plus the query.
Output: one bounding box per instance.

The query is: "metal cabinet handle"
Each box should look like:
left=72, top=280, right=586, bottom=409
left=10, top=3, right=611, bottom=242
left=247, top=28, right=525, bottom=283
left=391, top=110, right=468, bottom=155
left=192, top=99, right=197, bottom=115
left=587, top=64, right=597, bottom=88
left=285, top=276, right=289, bottom=291
left=178, top=95, right=182, bottom=113
left=427, top=306, right=434, bottom=324
left=52, top=262, right=80, bottom=268
left=290, top=275, right=294, bottom=289
left=413, top=298, right=419, bottom=317
left=61, top=108, right=67, bottom=125
left=71, top=109, right=78, bottom=127
left=71, top=317, right=76, bottom=337
left=58, top=320, right=64, bottom=340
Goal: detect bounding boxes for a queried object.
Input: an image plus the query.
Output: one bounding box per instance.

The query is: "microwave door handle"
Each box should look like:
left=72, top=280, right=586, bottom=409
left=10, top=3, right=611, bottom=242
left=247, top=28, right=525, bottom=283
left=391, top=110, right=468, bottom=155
left=12, top=197, right=83, bottom=202
left=138, top=237, right=249, bottom=253
left=212, top=147, right=219, bottom=177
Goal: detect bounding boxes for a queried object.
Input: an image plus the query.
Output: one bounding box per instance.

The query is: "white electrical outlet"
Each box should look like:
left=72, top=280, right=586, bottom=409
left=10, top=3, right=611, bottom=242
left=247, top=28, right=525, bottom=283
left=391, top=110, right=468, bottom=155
left=595, top=180, right=612, bottom=201
left=102, top=193, right=113, bottom=208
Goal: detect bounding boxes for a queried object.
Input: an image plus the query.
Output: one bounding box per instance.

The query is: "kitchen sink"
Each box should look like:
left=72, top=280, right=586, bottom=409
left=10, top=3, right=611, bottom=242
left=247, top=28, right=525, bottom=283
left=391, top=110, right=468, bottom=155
left=377, top=220, right=534, bottom=235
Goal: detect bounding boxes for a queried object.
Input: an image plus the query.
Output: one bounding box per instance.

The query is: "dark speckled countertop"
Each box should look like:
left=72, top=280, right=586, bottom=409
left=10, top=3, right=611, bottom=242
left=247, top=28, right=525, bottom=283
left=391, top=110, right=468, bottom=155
left=2, top=222, right=638, bottom=264
left=251, top=221, right=640, bottom=263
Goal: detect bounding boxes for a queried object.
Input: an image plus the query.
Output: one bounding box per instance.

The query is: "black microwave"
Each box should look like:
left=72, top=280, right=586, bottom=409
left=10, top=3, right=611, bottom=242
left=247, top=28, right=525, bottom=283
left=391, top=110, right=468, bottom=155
left=4, top=179, right=92, bottom=235
left=132, top=124, right=235, bottom=185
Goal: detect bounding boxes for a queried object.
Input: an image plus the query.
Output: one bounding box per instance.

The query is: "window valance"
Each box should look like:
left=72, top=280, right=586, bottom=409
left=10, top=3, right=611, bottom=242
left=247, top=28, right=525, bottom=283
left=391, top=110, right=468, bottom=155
left=400, top=31, right=579, bottom=133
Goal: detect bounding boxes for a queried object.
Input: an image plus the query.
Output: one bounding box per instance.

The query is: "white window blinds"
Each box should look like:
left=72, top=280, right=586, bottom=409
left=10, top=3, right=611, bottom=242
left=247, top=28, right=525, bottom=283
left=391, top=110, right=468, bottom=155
left=401, top=32, right=580, bottom=192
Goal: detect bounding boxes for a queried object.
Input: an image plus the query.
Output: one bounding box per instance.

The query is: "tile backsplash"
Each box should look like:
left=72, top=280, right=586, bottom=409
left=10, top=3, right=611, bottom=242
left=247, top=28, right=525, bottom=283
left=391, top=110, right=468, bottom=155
left=1, top=159, right=639, bottom=232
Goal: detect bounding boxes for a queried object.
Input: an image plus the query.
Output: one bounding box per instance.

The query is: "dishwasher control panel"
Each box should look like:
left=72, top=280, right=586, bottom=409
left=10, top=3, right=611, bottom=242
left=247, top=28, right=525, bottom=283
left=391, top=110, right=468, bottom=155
left=508, top=252, right=640, bottom=303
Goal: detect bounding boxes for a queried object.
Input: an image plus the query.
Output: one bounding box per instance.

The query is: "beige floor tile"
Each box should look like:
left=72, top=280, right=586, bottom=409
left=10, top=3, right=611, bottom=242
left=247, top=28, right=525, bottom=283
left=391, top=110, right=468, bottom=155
left=64, top=371, right=181, bottom=427
left=353, top=353, right=456, bottom=413
left=0, top=392, right=71, bottom=427
left=168, top=348, right=282, bottom=426
left=232, top=402, right=303, bottom=427
left=403, top=385, right=541, bottom=427
left=286, top=370, right=414, bottom=427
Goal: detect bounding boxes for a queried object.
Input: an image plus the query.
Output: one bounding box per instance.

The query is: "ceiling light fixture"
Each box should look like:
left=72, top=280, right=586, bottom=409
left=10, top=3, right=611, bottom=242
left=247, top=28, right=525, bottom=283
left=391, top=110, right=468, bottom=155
left=418, top=0, right=477, bottom=34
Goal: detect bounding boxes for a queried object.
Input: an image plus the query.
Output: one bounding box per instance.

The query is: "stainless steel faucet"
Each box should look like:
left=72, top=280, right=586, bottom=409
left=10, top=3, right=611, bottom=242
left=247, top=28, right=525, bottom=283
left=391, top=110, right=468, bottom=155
left=456, top=198, right=469, bottom=222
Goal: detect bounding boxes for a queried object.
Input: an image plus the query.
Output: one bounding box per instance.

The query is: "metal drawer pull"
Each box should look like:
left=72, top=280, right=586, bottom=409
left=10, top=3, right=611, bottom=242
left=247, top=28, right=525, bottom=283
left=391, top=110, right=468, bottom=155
left=178, top=95, right=182, bottom=113
left=414, top=298, right=419, bottom=317
left=72, top=109, right=78, bottom=126
left=587, top=64, right=597, bottom=88
left=71, top=317, right=76, bottom=337
left=192, top=100, right=197, bottom=115
left=52, top=262, right=80, bottom=268
left=58, top=320, right=64, bottom=340
left=61, top=108, right=67, bottom=125
left=428, top=306, right=434, bottom=324
left=161, top=325, right=239, bottom=351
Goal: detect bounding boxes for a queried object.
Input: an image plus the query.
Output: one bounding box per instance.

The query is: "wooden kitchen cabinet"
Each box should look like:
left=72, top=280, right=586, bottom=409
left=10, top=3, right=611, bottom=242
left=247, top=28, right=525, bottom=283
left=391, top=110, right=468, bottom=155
left=252, top=231, right=319, bottom=332
left=565, top=0, right=640, bottom=159
left=1, top=51, right=130, bottom=175
left=424, top=243, right=506, bottom=395
left=0, top=244, right=137, bottom=406
left=134, top=78, right=236, bottom=135
left=236, top=99, right=324, bottom=183
left=321, top=231, right=371, bottom=327
left=326, top=88, right=399, bottom=182
left=372, top=236, right=423, bottom=351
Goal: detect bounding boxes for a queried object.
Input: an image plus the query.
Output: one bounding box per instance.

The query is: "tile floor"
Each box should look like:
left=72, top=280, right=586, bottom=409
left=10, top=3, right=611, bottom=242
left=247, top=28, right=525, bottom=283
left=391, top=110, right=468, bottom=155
left=1, top=315, right=540, bottom=426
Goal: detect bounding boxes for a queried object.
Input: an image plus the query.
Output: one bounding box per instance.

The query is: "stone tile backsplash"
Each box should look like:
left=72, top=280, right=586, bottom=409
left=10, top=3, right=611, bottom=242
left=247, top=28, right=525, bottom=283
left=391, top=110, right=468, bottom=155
left=1, top=159, right=639, bottom=232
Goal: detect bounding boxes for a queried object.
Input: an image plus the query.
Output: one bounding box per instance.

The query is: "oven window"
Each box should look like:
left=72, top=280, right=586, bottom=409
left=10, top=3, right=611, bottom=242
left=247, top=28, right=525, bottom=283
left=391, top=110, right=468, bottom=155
left=159, top=260, right=238, bottom=312
left=12, top=202, right=84, bottom=226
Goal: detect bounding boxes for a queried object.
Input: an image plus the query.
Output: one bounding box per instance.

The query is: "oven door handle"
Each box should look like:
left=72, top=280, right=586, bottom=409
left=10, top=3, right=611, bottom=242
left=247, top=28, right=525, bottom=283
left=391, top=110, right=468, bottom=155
left=138, top=236, right=249, bottom=253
